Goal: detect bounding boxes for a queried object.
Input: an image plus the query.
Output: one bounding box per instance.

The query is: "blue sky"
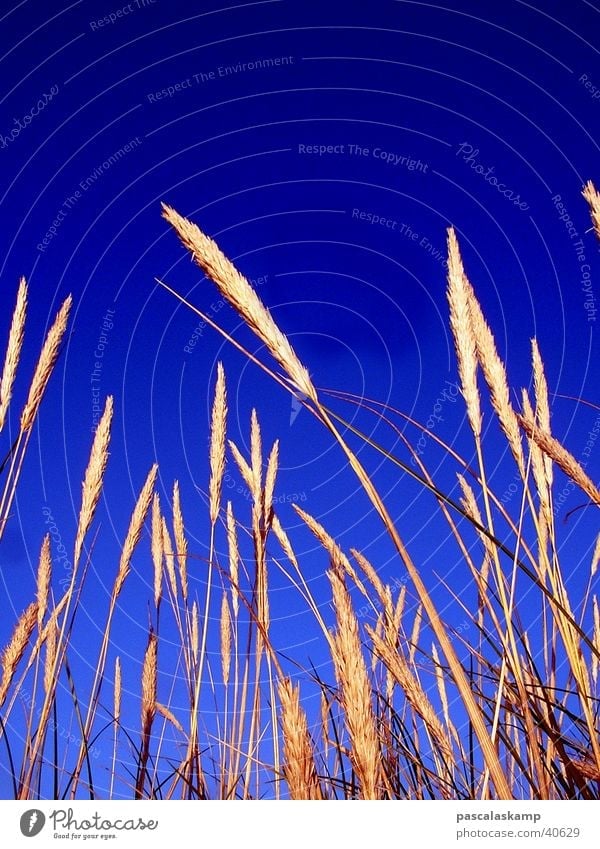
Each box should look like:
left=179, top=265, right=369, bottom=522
left=0, top=0, right=599, bottom=797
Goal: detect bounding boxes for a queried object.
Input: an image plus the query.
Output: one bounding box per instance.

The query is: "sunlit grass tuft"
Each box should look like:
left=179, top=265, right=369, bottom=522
left=0, top=183, right=598, bottom=799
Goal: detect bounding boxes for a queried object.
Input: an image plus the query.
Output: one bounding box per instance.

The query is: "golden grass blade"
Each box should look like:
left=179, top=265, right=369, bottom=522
left=328, top=567, right=381, bottom=799
left=409, top=605, right=423, bottom=666
left=531, top=339, right=553, bottom=486
left=0, top=277, right=27, bottom=433
left=165, top=204, right=514, bottom=799
left=220, top=592, right=231, bottom=687
left=162, top=204, right=318, bottom=403
left=520, top=414, right=600, bottom=507
left=250, top=409, right=262, bottom=496
left=36, top=534, right=51, bottom=630
left=226, top=501, right=240, bottom=617
left=449, top=230, right=524, bottom=475
left=172, top=481, right=188, bottom=603
left=320, top=691, right=330, bottom=761
left=393, top=583, right=406, bottom=634
left=367, top=624, right=454, bottom=773
left=522, top=390, right=551, bottom=534
left=457, top=474, right=492, bottom=560
left=191, top=600, right=199, bottom=662
left=446, top=229, right=482, bottom=439
left=20, top=294, right=71, bottom=432
left=228, top=439, right=254, bottom=493
left=313, top=411, right=512, bottom=797
left=69, top=464, right=158, bottom=798
left=0, top=290, right=70, bottom=544
left=0, top=602, right=37, bottom=708
left=161, top=518, right=178, bottom=600
left=142, top=634, right=158, bottom=723
left=583, top=180, right=600, bottom=242
left=264, top=440, right=279, bottom=523
left=592, top=534, right=600, bottom=578
left=138, top=631, right=158, bottom=798
left=593, top=597, right=599, bottom=686
left=293, top=505, right=369, bottom=601
left=278, top=676, right=323, bottom=800
left=457, top=474, right=494, bottom=621
left=151, top=493, right=163, bottom=609
left=256, top=524, right=270, bottom=647
left=114, top=656, right=122, bottom=725
left=271, top=512, right=331, bottom=641
left=464, top=286, right=525, bottom=476
left=209, top=363, right=227, bottom=525
left=43, top=611, right=58, bottom=697
left=431, top=643, right=451, bottom=729
left=271, top=514, right=299, bottom=569
left=110, top=656, right=122, bottom=799
left=350, top=548, right=386, bottom=605
left=114, top=464, right=158, bottom=600
left=157, top=702, right=184, bottom=734
left=74, top=396, right=113, bottom=568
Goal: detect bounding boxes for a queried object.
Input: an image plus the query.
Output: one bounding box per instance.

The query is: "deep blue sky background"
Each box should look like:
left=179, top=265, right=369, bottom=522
left=0, top=0, right=599, bottom=797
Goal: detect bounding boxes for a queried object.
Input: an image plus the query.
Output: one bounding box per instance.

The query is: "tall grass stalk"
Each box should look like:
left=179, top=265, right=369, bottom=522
left=0, top=183, right=599, bottom=799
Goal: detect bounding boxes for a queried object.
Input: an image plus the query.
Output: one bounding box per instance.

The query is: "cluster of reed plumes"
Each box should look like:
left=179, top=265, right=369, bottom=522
left=1, top=183, right=599, bottom=800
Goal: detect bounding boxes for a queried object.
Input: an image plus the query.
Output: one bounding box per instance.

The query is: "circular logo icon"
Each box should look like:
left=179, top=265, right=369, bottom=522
left=20, top=810, right=45, bottom=837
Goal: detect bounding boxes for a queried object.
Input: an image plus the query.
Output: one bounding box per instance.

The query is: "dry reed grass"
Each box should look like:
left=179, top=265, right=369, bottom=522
left=0, top=603, right=37, bottom=708
left=209, top=362, right=227, bottom=525
left=36, top=535, right=51, bottom=630
left=172, top=481, right=188, bottom=602
left=20, top=294, right=72, bottom=433
left=220, top=592, right=232, bottom=687
left=162, top=204, right=317, bottom=405
left=0, top=277, right=27, bottom=433
left=278, top=676, right=323, bottom=800
left=74, top=396, right=113, bottom=568
left=1, top=183, right=599, bottom=800
left=446, top=230, right=482, bottom=439
left=226, top=500, right=240, bottom=617
left=160, top=205, right=514, bottom=797
left=115, top=464, right=158, bottom=599
left=519, top=414, right=600, bottom=507
left=151, top=493, right=163, bottom=609
left=137, top=631, right=158, bottom=798
left=328, top=567, right=381, bottom=799
left=583, top=180, right=600, bottom=241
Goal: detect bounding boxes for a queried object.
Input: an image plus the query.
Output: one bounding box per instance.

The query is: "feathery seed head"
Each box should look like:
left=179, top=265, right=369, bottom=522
left=446, top=229, right=482, bottom=440
left=520, top=414, right=600, bottom=507
left=162, top=204, right=318, bottom=404
left=0, top=602, right=38, bottom=707
left=114, top=464, right=158, bottom=600
left=20, top=294, right=71, bottom=432
left=151, top=493, right=163, bottom=609
left=172, top=481, right=188, bottom=602
left=75, top=396, right=113, bottom=568
left=583, top=180, right=600, bottom=242
left=0, top=277, right=27, bottom=433
left=36, top=534, right=52, bottom=630
left=209, top=363, right=227, bottom=524
left=226, top=501, right=240, bottom=616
